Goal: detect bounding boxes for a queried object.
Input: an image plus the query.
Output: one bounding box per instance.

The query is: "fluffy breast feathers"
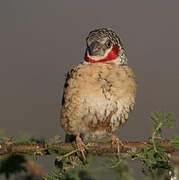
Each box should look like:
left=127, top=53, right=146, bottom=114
left=61, top=63, right=137, bottom=139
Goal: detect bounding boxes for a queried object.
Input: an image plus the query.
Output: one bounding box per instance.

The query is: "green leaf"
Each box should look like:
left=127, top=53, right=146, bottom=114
left=151, top=112, right=176, bottom=140
left=170, top=136, right=179, bottom=149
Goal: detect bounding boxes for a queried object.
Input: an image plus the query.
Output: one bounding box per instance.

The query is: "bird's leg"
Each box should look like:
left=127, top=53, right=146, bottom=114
left=108, top=133, right=123, bottom=158
left=76, top=134, right=86, bottom=160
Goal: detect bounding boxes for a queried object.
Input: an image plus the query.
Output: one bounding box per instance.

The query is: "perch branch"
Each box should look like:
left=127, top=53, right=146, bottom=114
left=0, top=140, right=177, bottom=156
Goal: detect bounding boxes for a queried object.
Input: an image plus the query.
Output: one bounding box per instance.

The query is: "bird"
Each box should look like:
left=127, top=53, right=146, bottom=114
left=60, top=28, right=137, bottom=159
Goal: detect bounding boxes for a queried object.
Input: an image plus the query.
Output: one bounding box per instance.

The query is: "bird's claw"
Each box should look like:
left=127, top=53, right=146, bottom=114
left=76, top=135, right=86, bottom=160
left=108, top=133, right=123, bottom=158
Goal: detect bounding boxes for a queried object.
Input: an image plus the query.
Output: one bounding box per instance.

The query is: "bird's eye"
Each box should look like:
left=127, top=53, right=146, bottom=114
left=105, top=40, right=112, bottom=48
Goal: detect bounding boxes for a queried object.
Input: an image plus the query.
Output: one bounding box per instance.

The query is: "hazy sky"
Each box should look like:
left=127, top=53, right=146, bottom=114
left=0, top=0, right=179, bottom=143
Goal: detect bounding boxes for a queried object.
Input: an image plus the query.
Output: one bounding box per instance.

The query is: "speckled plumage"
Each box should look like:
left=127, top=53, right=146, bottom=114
left=61, top=63, right=137, bottom=139
left=60, top=28, right=137, bottom=141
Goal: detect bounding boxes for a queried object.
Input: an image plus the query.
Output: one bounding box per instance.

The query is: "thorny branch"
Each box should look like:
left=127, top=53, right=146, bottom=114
left=0, top=140, right=177, bottom=156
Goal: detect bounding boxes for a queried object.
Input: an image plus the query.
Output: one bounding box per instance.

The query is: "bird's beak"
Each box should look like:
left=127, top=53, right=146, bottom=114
left=88, top=41, right=105, bottom=56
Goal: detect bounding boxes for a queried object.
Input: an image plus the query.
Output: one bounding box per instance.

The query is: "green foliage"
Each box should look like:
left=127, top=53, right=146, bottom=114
left=0, top=131, right=44, bottom=144
left=45, top=168, right=62, bottom=180
left=44, top=136, right=61, bottom=155
left=106, top=157, right=134, bottom=180
left=14, top=132, right=44, bottom=144
left=46, top=155, right=134, bottom=180
left=131, top=112, right=177, bottom=179
left=46, top=155, right=92, bottom=180
left=131, top=144, right=173, bottom=179
left=62, top=168, right=95, bottom=180
left=0, top=154, right=26, bottom=179
left=0, top=112, right=178, bottom=180
left=0, top=130, right=10, bottom=142
left=151, top=112, right=176, bottom=138
left=151, top=112, right=176, bottom=153
left=171, top=136, right=179, bottom=149
left=46, top=167, right=95, bottom=180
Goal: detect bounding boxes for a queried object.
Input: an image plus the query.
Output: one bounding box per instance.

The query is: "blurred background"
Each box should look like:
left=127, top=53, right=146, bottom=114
left=0, top=0, right=179, bottom=179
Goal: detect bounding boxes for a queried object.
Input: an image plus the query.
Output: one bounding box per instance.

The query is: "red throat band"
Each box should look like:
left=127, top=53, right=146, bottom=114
left=84, top=45, right=119, bottom=63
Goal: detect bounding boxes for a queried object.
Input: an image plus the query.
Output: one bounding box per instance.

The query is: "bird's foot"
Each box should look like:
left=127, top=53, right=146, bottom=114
left=108, top=133, right=123, bottom=158
left=76, top=135, right=86, bottom=160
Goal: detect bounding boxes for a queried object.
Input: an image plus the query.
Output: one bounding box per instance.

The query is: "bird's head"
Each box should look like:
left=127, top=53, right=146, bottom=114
left=84, top=28, right=127, bottom=64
